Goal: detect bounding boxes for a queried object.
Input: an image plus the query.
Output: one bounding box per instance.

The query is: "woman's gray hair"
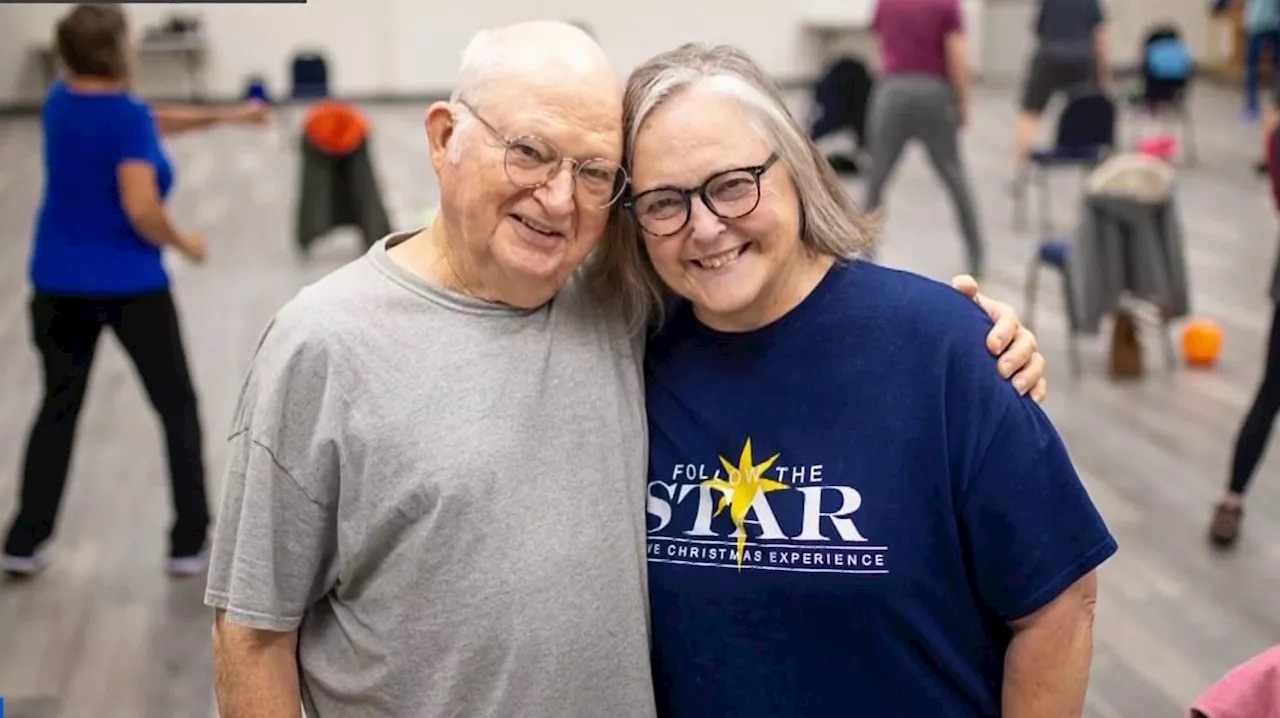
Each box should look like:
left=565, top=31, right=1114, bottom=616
left=585, top=42, right=876, bottom=334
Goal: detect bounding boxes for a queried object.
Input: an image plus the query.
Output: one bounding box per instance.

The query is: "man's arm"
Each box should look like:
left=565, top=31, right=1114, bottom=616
left=204, top=309, right=341, bottom=716
left=153, top=100, right=269, bottom=135
left=951, top=275, right=1048, bottom=402
left=1003, top=572, right=1099, bottom=717
left=212, top=612, right=304, bottom=718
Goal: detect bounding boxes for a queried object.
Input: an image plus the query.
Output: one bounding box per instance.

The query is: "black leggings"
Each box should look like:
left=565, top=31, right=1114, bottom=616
left=4, top=291, right=209, bottom=558
left=1229, top=306, right=1280, bottom=495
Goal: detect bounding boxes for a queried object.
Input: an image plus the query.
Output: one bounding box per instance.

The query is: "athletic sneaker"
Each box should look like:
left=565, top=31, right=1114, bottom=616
left=2, top=552, right=50, bottom=578
left=166, top=548, right=210, bottom=578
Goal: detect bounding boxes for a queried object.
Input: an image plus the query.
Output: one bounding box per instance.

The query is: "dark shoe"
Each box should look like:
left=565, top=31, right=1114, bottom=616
left=1208, top=502, right=1243, bottom=548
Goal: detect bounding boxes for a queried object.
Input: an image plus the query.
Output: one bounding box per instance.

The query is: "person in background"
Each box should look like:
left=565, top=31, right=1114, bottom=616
left=1244, top=0, right=1280, bottom=121
left=1, top=3, right=269, bottom=578
left=863, top=0, right=985, bottom=277
left=616, top=42, right=1112, bottom=717
left=1012, top=0, right=1109, bottom=181
left=1209, top=102, right=1280, bottom=549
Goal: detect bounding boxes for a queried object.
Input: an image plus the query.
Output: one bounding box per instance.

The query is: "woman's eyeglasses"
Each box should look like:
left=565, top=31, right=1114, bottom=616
left=624, top=153, right=780, bottom=237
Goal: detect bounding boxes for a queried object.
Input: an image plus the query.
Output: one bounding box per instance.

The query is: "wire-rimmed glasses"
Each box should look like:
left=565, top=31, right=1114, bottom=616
left=456, top=101, right=627, bottom=209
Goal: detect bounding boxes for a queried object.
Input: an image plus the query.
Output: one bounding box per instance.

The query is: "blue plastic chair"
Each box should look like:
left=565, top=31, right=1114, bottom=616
left=1015, top=93, right=1116, bottom=233
left=243, top=75, right=270, bottom=103
left=290, top=52, right=329, bottom=100
left=1127, top=26, right=1197, bottom=164
left=1024, top=236, right=1082, bottom=377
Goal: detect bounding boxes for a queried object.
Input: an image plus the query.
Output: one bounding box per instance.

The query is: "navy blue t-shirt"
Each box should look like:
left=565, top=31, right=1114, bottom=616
left=29, top=81, right=174, bottom=296
left=644, top=260, right=1117, bottom=718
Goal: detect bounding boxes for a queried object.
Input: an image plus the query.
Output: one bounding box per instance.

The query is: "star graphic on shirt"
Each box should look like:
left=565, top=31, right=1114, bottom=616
left=701, top=437, right=790, bottom=569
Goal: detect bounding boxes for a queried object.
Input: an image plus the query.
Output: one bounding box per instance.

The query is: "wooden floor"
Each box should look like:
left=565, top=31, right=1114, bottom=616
left=0, top=81, right=1278, bottom=717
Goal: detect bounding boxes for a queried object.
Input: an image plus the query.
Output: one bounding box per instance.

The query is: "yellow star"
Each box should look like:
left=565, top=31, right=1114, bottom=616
left=701, top=438, right=789, bottom=568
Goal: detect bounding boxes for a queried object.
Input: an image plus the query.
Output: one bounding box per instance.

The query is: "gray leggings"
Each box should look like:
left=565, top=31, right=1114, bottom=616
left=863, top=75, right=984, bottom=276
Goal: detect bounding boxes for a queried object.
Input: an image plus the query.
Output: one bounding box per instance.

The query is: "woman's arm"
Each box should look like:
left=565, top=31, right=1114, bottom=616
left=117, top=160, right=205, bottom=261
left=153, top=100, right=269, bottom=136
left=1003, top=571, right=1099, bottom=717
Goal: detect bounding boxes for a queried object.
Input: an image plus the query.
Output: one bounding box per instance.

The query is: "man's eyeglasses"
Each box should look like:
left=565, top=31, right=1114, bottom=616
left=456, top=101, right=627, bottom=208
left=623, top=154, right=780, bottom=237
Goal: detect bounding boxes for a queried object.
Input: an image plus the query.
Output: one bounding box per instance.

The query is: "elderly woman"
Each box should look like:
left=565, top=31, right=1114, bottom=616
left=2, top=4, right=269, bottom=578
left=605, top=43, right=1116, bottom=717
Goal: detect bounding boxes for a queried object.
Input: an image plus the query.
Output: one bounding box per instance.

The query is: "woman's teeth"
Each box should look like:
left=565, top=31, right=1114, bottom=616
left=694, top=246, right=746, bottom=269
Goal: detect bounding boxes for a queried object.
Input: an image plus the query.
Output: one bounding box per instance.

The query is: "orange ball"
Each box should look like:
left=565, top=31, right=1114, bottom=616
left=1182, top=319, right=1223, bottom=367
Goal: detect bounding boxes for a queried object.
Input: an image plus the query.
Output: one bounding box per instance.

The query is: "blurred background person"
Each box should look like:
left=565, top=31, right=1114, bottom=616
left=1011, top=0, right=1109, bottom=183
left=2, top=3, right=268, bottom=578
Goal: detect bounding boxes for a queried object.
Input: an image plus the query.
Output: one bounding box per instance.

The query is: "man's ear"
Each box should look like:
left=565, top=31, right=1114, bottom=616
left=425, top=101, right=457, bottom=174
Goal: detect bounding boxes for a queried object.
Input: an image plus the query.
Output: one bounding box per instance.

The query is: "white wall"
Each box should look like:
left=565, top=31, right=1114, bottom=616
left=0, top=0, right=1224, bottom=106
left=0, top=0, right=824, bottom=104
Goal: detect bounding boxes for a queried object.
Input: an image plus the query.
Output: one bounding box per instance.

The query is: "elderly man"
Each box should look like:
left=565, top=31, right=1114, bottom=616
left=207, top=20, right=1047, bottom=718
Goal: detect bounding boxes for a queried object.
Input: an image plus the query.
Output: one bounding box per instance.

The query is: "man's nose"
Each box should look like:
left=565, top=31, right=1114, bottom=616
left=537, top=163, right=577, bottom=215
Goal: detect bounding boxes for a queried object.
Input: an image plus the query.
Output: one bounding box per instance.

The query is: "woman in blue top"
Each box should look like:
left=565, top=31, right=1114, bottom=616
left=608, top=43, right=1117, bottom=717
left=3, top=4, right=269, bottom=578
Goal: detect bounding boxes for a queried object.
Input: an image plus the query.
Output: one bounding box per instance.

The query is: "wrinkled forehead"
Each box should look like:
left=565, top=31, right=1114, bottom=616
left=484, top=82, right=623, bottom=163
left=628, top=88, right=769, bottom=190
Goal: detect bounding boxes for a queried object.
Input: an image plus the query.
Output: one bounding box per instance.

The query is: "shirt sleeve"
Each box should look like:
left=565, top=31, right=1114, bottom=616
left=957, top=394, right=1118, bottom=623
left=1088, top=0, right=1105, bottom=28
left=944, top=0, right=963, bottom=34
left=928, top=288, right=1117, bottom=624
left=204, top=309, right=344, bottom=631
left=119, top=101, right=159, bottom=164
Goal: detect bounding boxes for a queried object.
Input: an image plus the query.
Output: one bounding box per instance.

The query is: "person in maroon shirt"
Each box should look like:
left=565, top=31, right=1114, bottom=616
left=863, top=0, right=984, bottom=277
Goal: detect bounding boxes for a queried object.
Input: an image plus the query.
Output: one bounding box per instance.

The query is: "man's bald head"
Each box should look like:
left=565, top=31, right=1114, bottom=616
left=420, top=19, right=625, bottom=310
left=451, top=20, right=620, bottom=108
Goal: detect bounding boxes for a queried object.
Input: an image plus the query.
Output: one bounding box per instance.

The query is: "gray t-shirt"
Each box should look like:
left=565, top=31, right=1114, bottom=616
left=1035, top=0, right=1104, bottom=57
left=205, top=233, right=656, bottom=718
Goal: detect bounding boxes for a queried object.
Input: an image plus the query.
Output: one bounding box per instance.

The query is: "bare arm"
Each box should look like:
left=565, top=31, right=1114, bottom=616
left=117, top=160, right=204, bottom=260
left=944, top=31, right=970, bottom=125
left=1002, top=571, right=1099, bottom=717
left=1093, top=25, right=1110, bottom=87
left=153, top=101, right=268, bottom=136
left=212, top=610, right=305, bottom=718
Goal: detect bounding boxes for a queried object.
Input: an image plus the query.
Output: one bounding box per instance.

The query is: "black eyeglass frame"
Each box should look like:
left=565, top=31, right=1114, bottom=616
left=455, top=100, right=628, bottom=208
left=623, top=153, right=781, bottom=237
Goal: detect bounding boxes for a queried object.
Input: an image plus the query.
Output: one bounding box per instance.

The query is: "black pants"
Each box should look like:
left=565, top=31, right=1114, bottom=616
left=1229, top=306, right=1280, bottom=495
left=4, top=291, right=209, bottom=558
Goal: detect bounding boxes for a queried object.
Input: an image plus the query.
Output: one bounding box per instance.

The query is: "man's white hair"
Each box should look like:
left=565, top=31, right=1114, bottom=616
left=445, top=20, right=606, bottom=164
